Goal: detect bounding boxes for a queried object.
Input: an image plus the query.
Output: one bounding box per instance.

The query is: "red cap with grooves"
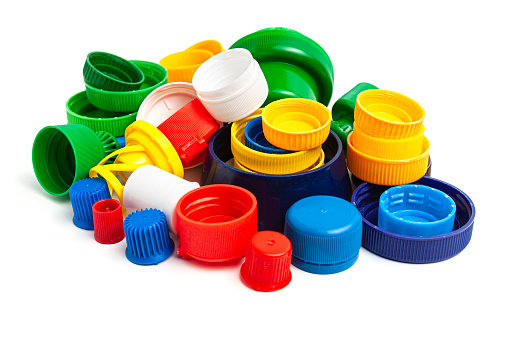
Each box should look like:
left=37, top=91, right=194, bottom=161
left=241, top=231, right=292, bottom=292
left=157, top=98, right=219, bottom=168
left=93, top=199, right=124, bottom=244
left=175, top=184, right=257, bottom=262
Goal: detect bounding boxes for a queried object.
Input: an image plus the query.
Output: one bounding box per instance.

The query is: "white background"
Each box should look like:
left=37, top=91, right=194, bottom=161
left=2, top=0, right=507, bottom=338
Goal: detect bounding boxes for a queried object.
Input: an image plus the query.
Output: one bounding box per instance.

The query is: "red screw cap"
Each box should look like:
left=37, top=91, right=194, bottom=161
left=93, top=199, right=124, bottom=244
left=241, top=231, right=292, bottom=292
left=175, top=184, right=257, bottom=262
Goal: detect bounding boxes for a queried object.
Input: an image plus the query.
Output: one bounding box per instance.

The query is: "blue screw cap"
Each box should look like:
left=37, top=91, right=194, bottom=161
left=244, top=117, right=292, bottom=154
left=284, top=195, right=362, bottom=274
left=69, top=178, right=111, bottom=230
left=124, top=208, right=174, bottom=265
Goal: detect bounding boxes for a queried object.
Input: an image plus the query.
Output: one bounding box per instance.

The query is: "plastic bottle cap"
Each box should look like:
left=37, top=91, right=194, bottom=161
left=284, top=195, right=362, bottom=274
left=123, top=165, right=199, bottom=234
left=231, top=111, right=322, bottom=174
left=355, top=89, right=425, bottom=139
left=69, top=178, right=111, bottom=230
left=262, top=98, right=331, bottom=151
left=230, top=27, right=334, bottom=107
left=115, top=136, right=125, bottom=148
left=175, top=184, right=257, bottom=262
left=93, top=199, right=124, bottom=244
left=83, top=52, right=145, bottom=92
left=241, top=231, right=292, bottom=292
left=32, top=124, right=108, bottom=196
left=244, top=117, right=292, bottom=154
left=234, top=149, right=325, bottom=174
left=192, top=48, right=268, bottom=122
left=136, top=82, right=198, bottom=127
left=378, top=185, right=456, bottom=237
left=352, top=176, right=475, bottom=263
left=124, top=208, right=174, bottom=265
left=84, top=60, right=168, bottom=113
left=158, top=98, right=219, bottom=168
left=186, top=40, right=224, bottom=55
left=347, top=133, right=430, bottom=186
left=160, top=49, right=213, bottom=83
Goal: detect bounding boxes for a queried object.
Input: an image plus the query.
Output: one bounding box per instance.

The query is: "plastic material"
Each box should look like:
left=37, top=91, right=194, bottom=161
left=32, top=124, right=109, bottom=196
left=285, top=196, right=362, bottom=274
left=85, top=60, right=168, bottom=112
left=201, top=125, right=351, bottom=233
left=351, top=176, right=475, bottom=263
left=230, top=27, right=334, bottom=107
left=234, top=149, right=325, bottom=174
left=160, top=49, right=213, bottom=83
left=123, top=165, right=199, bottom=234
left=69, top=178, right=111, bottom=230
left=244, top=117, right=291, bottom=154
left=158, top=98, right=220, bottom=168
left=262, top=98, right=331, bottom=151
left=378, top=185, right=456, bottom=237
left=124, top=208, right=174, bottom=265
left=192, top=48, right=268, bottom=122
left=115, top=136, right=125, bottom=148
left=186, top=40, right=224, bottom=55
left=355, top=89, right=425, bottom=139
left=241, top=231, right=292, bottom=292
left=175, top=184, right=257, bottom=262
left=93, top=199, right=124, bottom=244
left=83, top=52, right=144, bottom=92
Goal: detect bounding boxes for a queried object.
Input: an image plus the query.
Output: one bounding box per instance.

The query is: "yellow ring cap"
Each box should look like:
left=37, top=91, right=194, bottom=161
left=351, top=123, right=425, bottom=160
left=234, top=149, right=325, bottom=174
left=262, top=98, right=331, bottom=151
left=231, top=111, right=321, bottom=174
left=347, top=133, right=430, bottom=186
left=186, top=40, right=224, bottom=55
left=354, top=89, right=425, bottom=139
left=160, top=49, right=214, bottom=83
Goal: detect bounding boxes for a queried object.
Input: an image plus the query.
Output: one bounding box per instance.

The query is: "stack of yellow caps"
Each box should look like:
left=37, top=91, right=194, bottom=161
left=347, top=89, right=430, bottom=185
left=231, top=98, right=331, bottom=175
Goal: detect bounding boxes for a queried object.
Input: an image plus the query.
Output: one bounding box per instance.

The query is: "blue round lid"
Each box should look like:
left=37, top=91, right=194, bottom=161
left=284, top=195, right=362, bottom=274
left=69, top=178, right=110, bottom=230
left=244, top=117, right=292, bottom=154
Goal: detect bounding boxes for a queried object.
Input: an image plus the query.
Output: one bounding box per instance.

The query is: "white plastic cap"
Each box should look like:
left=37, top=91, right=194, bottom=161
left=123, top=165, right=200, bottom=233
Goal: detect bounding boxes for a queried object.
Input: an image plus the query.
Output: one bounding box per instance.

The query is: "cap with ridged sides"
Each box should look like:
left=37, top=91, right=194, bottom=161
left=93, top=199, right=124, bottom=244
left=241, top=231, right=292, bottom=292
left=69, top=178, right=111, bottom=230
left=124, top=209, right=174, bottom=265
left=284, top=196, right=362, bottom=274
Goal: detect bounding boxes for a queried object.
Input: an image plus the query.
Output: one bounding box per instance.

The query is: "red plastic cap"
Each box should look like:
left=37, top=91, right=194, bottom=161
left=241, top=231, right=292, bottom=292
left=175, top=184, right=257, bottom=262
left=93, top=199, right=124, bottom=244
left=157, top=98, right=219, bottom=168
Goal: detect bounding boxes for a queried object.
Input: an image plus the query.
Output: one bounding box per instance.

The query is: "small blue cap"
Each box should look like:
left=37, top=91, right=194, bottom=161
left=115, top=136, right=126, bottom=149
left=69, top=178, right=111, bottom=230
left=284, top=195, right=362, bottom=274
left=124, top=208, right=174, bottom=265
left=244, top=117, right=292, bottom=154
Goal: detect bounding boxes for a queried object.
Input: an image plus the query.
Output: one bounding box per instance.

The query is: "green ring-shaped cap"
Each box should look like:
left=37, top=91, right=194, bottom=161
left=66, top=91, right=137, bottom=137
left=230, top=27, right=334, bottom=106
left=32, top=124, right=106, bottom=196
left=83, top=52, right=145, bottom=92
left=85, top=60, right=168, bottom=113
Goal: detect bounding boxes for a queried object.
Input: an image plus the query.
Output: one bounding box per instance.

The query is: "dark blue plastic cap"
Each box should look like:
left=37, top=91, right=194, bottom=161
left=124, top=208, right=174, bottom=265
left=284, top=195, right=362, bottom=274
left=244, top=117, right=292, bottom=154
left=69, top=178, right=111, bottom=230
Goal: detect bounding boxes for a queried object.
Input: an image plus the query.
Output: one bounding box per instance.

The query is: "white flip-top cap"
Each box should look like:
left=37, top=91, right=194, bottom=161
left=192, top=48, right=268, bottom=123
left=123, top=165, right=199, bottom=233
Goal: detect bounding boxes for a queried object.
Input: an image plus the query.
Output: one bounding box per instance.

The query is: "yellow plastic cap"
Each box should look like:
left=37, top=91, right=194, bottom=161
left=262, top=98, right=331, bottom=151
left=160, top=49, right=214, bottom=83
left=234, top=149, right=325, bottom=174
left=186, top=40, right=224, bottom=56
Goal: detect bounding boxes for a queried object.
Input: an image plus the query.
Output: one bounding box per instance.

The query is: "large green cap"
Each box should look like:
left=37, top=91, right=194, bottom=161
left=32, top=124, right=106, bottom=196
left=230, top=27, right=334, bottom=106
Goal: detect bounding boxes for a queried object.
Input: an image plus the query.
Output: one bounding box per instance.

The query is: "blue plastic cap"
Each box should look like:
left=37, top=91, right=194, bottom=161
left=124, top=208, right=174, bottom=265
left=379, top=185, right=456, bottom=237
left=69, top=178, right=111, bottom=230
left=284, top=195, right=362, bottom=274
left=115, top=136, right=126, bottom=149
left=244, top=117, right=292, bottom=154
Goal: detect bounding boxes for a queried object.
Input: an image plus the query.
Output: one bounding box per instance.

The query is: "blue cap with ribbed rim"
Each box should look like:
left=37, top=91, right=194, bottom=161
left=69, top=178, right=111, bottom=230
left=124, top=208, right=174, bottom=265
left=284, top=195, right=362, bottom=274
left=244, top=117, right=292, bottom=154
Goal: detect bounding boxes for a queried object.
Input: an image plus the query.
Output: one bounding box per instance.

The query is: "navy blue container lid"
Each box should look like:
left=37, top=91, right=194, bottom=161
left=69, top=178, right=111, bottom=230
left=284, top=195, right=362, bottom=274
left=124, top=208, right=174, bottom=265
left=244, top=117, right=292, bottom=154
left=351, top=176, right=475, bottom=263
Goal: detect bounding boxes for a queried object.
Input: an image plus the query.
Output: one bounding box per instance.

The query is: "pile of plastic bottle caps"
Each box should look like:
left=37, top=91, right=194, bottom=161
left=32, top=27, right=475, bottom=292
